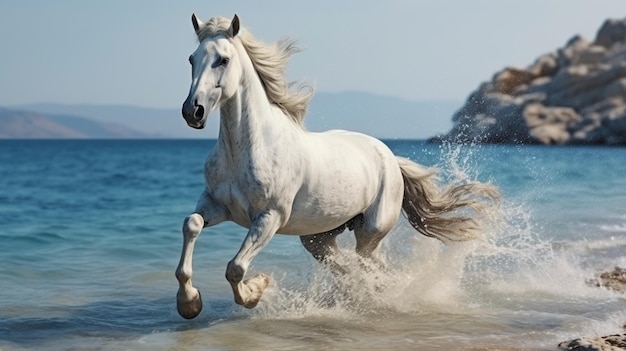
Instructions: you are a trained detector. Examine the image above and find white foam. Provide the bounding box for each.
[250,143,625,348]
[600,223,626,233]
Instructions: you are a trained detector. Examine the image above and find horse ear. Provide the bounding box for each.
[191,13,203,33]
[229,14,240,37]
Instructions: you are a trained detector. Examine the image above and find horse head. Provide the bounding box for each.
[182,14,242,129]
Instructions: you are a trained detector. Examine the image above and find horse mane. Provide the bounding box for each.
[196,17,313,126]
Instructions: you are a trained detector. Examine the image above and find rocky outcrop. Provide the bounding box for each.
[558,334,626,351]
[587,267,626,293]
[434,18,626,145]
[558,267,626,351]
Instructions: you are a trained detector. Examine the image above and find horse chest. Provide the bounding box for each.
[205,158,287,225]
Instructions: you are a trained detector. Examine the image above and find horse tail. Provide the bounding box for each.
[396,157,500,242]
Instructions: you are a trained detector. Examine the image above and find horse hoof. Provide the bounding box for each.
[177,289,203,319]
[254,273,271,288]
[240,274,270,309]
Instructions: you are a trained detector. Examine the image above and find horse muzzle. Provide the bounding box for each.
[182,97,208,129]
[182,88,223,129]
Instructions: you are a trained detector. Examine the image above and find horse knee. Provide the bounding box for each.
[183,213,204,238]
[225,260,246,284]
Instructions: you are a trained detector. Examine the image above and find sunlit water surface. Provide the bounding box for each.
[0,140,624,350]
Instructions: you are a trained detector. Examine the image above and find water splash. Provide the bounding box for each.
[250,144,494,313]
[250,143,625,349]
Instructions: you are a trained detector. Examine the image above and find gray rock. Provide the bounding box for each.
[556,269,626,351]
[435,17,626,145]
[524,104,581,144]
[528,53,559,77]
[587,267,626,293]
[558,334,626,351]
[595,19,626,49]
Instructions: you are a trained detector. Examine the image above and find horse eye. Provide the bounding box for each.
[211,56,230,68]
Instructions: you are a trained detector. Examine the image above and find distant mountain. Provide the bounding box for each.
[12,92,460,139]
[10,103,199,139]
[0,107,152,139]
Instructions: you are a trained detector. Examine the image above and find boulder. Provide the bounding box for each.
[595,19,626,49]
[493,67,538,95]
[587,267,626,293]
[434,17,626,145]
[557,268,626,351]
[524,104,581,144]
[558,334,626,351]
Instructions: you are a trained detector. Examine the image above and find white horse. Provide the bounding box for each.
[175,14,499,319]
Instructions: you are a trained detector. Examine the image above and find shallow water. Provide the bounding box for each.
[0,140,624,350]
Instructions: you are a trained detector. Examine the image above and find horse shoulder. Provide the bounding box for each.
[202,139,303,227]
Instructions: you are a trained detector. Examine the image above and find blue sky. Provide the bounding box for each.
[1,1,624,108]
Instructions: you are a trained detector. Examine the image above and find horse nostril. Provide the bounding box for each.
[194,105,205,120]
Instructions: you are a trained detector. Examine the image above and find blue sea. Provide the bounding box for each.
[0,139,625,350]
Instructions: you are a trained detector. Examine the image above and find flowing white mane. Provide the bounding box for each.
[196,16,313,126]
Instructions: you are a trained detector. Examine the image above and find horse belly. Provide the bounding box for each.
[277,207,357,235]
[278,161,380,235]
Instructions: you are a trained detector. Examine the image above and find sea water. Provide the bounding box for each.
[0,139,624,350]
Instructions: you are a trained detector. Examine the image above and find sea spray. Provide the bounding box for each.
[254,142,511,317]
[254,142,624,346]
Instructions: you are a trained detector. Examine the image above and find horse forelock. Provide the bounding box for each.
[196,17,233,41]
[195,16,313,126]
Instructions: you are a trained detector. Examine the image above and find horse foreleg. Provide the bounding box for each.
[175,190,227,319]
[175,213,204,319]
[225,210,280,308]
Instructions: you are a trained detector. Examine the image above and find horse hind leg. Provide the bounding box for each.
[300,213,394,272]
[300,224,348,275]
[300,225,356,306]
[354,222,390,270]
[354,198,402,271]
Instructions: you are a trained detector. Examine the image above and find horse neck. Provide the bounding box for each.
[217,59,291,161]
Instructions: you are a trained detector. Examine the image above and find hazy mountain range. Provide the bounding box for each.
[2,92,459,139]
